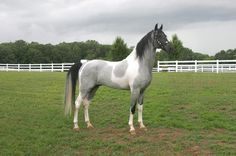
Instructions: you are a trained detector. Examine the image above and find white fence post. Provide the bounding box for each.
[51,63,54,72]
[175,60,178,72]
[6,64,8,72]
[157,61,160,72]
[61,63,64,72]
[18,64,20,72]
[40,64,42,72]
[216,60,219,74]
[29,64,31,72]
[195,60,197,72]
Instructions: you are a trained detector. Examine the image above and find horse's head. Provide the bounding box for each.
[152,24,172,53]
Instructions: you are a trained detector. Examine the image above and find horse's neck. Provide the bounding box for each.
[125,46,156,73]
[125,49,136,61]
[142,47,156,73]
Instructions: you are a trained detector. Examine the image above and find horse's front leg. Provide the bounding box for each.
[129,88,140,135]
[138,93,147,131]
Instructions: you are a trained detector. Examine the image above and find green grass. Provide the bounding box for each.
[1,72,236,155]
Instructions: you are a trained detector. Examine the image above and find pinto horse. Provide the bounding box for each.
[65,24,172,134]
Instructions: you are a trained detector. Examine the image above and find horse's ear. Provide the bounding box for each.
[155,24,158,31]
[160,24,163,30]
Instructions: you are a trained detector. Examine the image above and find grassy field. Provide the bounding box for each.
[0,72,236,155]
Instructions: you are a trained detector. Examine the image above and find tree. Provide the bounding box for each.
[169,34,184,60]
[110,37,130,61]
[0,44,16,63]
[157,34,211,61]
[215,49,236,60]
[14,40,28,63]
[156,50,169,61]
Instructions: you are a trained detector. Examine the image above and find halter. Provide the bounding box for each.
[153,31,161,49]
[153,30,167,49]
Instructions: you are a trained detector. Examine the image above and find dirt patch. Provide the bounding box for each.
[74,127,236,155]
[186,145,213,156]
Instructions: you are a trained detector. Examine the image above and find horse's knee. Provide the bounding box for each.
[138,104,143,111]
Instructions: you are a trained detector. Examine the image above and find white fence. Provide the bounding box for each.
[0,62,158,73]
[0,63,74,72]
[157,60,236,73]
[1,60,236,73]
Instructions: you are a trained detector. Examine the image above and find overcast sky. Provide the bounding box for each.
[0,0,236,55]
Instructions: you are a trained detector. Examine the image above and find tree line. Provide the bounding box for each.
[0,37,130,64]
[157,34,236,61]
[0,35,235,64]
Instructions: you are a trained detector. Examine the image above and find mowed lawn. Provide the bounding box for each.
[0,72,236,155]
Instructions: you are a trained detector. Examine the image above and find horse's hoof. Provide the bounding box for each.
[140,126,148,131]
[130,130,136,135]
[87,124,94,129]
[73,127,80,132]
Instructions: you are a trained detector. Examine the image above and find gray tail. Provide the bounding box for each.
[64,62,83,116]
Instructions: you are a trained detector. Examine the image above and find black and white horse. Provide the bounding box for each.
[65,24,172,134]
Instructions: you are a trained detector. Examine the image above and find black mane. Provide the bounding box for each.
[136,31,153,59]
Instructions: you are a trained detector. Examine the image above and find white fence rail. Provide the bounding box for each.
[157,60,236,73]
[1,60,236,73]
[0,63,74,72]
[0,62,158,73]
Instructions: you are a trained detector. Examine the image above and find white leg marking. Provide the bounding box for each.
[83,98,94,128]
[138,104,143,123]
[83,98,90,122]
[138,104,147,130]
[128,112,135,134]
[73,94,82,130]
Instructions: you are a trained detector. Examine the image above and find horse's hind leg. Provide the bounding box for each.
[73,93,82,131]
[83,86,99,129]
[83,98,93,129]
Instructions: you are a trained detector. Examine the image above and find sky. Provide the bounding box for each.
[0,0,236,55]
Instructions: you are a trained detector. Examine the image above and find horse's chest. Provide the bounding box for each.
[132,71,152,89]
[141,76,152,86]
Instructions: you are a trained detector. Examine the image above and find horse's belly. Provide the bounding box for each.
[97,69,130,90]
[109,76,130,90]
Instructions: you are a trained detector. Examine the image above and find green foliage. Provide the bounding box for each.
[157,34,213,61]
[0,40,112,63]
[1,72,236,155]
[169,34,184,60]
[0,35,235,63]
[0,43,17,63]
[110,37,130,61]
[215,49,236,60]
